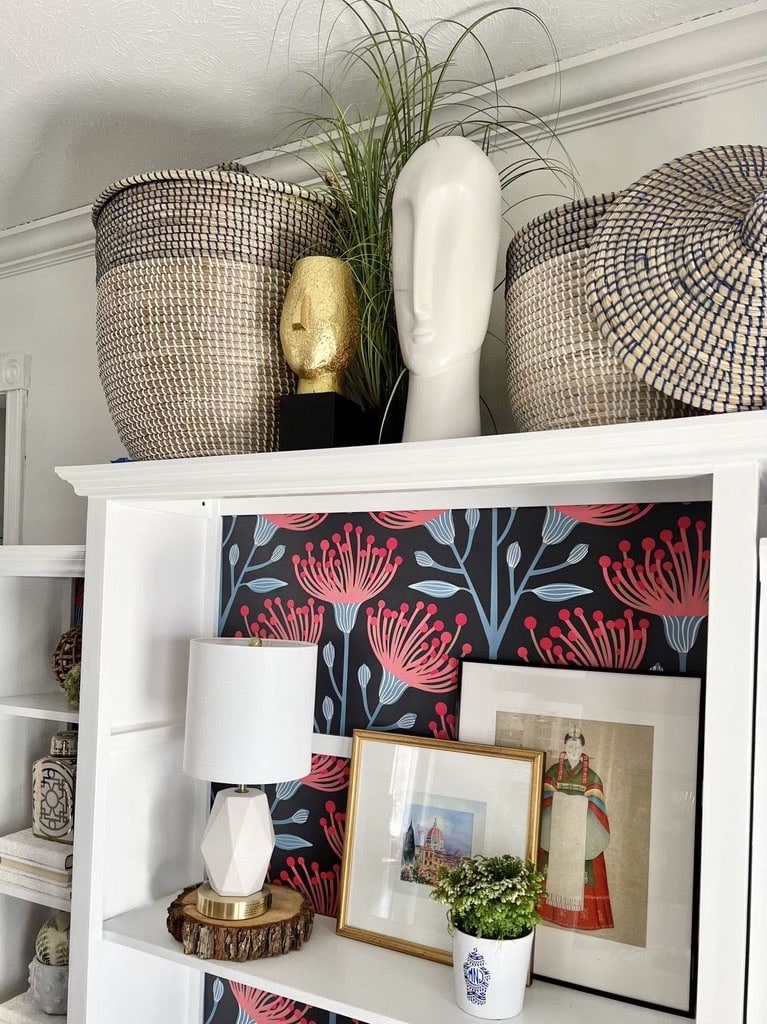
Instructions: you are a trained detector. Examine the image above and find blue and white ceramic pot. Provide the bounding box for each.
[452,928,534,1019]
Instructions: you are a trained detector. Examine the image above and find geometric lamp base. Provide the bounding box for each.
[199,786,275,916]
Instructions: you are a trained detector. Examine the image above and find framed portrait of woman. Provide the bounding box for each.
[458,660,703,1017]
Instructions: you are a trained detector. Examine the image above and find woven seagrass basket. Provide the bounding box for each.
[504,193,693,432]
[92,165,340,459]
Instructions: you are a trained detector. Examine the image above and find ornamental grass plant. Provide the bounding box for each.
[281,0,576,427]
[431,854,544,941]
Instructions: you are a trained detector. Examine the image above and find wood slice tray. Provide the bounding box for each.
[167,883,314,961]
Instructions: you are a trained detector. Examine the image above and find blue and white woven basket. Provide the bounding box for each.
[505,193,691,432]
[586,144,767,413]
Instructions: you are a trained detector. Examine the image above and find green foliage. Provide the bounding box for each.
[62,663,80,709]
[35,913,70,966]
[288,0,576,418]
[430,854,544,940]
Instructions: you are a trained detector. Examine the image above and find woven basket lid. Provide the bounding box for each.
[585,144,767,412]
[91,162,339,226]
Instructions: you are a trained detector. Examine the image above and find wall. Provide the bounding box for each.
[205,501,711,1021]
[0,6,764,543]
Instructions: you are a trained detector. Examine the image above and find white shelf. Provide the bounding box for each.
[0,546,85,578]
[103,901,684,1024]
[0,691,77,724]
[0,876,70,912]
[0,991,64,1024]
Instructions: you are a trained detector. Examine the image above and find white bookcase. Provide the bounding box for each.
[56,411,767,1024]
[0,546,85,1007]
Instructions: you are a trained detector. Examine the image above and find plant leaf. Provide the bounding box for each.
[531,584,593,602]
[414,550,434,567]
[274,834,313,851]
[566,543,588,565]
[409,580,462,598]
[228,544,239,567]
[245,578,287,593]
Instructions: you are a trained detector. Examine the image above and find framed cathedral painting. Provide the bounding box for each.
[336,730,543,964]
[458,660,703,1016]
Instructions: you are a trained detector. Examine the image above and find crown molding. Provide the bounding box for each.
[0,2,764,282]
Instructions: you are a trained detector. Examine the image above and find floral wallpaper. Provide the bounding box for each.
[204,502,710,1023]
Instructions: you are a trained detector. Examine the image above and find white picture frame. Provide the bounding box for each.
[458,660,702,1016]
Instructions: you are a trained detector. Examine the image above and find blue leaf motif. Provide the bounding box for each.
[322,696,334,722]
[245,578,287,593]
[212,978,224,1003]
[465,508,480,531]
[274,778,302,802]
[566,543,589,565]
[415,550,434,568]
[323,642,335,668]
[252,517,279,547]
[358,663,371,687]
[506,541,521,569]
[409,581,463,598]
[425,510,455,545]
[274,834,313,851]
[291,809,310,824]
[228,543,240,567]
[531,583,593,602]
[396,713,417,729]
[270,544,286,563]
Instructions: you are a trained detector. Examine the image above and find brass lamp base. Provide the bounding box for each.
[195,882,272,921]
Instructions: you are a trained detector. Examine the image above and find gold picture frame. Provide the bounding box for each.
[336,729,543,964]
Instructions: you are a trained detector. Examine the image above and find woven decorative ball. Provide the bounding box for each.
[505,193,693,432]
[586,144,767,412]
[52,626,82,685]
[92,164,340,459]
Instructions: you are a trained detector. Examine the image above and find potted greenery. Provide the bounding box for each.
[431,854,544,1019]
[291,0,573,438]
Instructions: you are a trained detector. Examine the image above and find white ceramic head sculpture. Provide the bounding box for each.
[392,136,501,442]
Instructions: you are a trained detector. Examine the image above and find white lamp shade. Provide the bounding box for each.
[183,638,317,784]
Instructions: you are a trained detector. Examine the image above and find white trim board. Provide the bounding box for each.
[0,351,30,545]
[0,2,763,282]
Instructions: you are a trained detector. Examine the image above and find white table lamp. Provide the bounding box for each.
[183,637,317,920]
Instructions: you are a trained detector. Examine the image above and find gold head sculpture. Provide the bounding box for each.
[280,256,361,395]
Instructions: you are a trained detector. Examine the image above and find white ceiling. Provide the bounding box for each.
[0,0,755,231]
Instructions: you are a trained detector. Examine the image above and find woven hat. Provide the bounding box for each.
[586,145,767,412]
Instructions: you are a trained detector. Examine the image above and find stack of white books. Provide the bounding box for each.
[0,828,72,899]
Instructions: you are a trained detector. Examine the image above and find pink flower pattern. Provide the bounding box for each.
[240,597,326,643]
[428,700,457,740]
[293,524,401,606]
[553,504,654,527]
[599,515,710,669]
[518,608,649,670]
[229,983,307,1023]
[366,601,469,694]
[212,502,710,1024]
[368,510,445,529]
[264,513,329,531]
[362,600,471,728]
[319,800,346,860]
[301,755,350,792]
[274,856,341,918]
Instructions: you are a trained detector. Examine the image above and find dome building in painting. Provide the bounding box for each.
[400,817,465,885]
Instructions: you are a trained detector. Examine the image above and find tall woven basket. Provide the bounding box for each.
[92,165,340,459]
[505,194,692,432]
